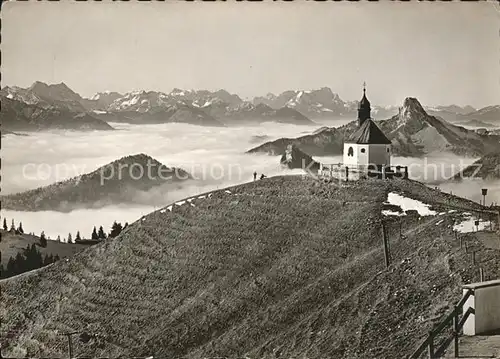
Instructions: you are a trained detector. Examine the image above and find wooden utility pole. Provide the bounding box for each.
[382,222,390,268]
[59,332,78,359]
[427,330,435,359]
[480,267,484,282]
[399,219,403,240]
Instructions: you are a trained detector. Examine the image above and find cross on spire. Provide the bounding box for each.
[363,81,366,93]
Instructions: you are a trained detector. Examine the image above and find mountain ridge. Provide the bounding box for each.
[1,154,192,212]
[248,97,500,158]
[4,82,496,128]
[0,96,114,132]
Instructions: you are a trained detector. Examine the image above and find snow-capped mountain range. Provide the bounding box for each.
[3,81,495,129]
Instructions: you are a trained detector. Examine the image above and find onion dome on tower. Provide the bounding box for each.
[358,82,371,127]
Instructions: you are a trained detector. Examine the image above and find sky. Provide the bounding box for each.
[2,1,499,107]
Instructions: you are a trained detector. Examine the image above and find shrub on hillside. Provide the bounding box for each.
[1,244,60,279]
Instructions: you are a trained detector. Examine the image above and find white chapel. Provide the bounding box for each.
[343,84,392,169]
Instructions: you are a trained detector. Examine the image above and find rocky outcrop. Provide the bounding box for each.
[280,144,320,171]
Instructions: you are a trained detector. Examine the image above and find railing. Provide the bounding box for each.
[318,163,409,181]
[409,288,475,359]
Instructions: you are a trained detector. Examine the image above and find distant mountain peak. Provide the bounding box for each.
[29,80,46,88]
[103,153,167,171]
[399,97,428,119]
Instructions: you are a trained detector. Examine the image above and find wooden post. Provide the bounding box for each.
[345,166,349,182]
[460,236,463,249]
[428,330,434,359]
[453,306,459,358]
[480,267,484,282]
[382,222,390,268]
[399,219,402,240]
[65,333,74,359]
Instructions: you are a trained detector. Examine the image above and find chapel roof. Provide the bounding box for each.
[345,119,391,145]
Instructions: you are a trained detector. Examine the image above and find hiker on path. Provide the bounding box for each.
[253,171,257,181]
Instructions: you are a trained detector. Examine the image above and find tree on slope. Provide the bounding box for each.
[3,218,7,231]
[10,219,15,232]
[39,231,47,247]
[67,233,73,244]
[75,231,82,241]
[25,243,43,270]
[98,226,106,240]
[91,226,98,240]
[17,222,24,234]
[108,221,123,238]
[1,245,61,279]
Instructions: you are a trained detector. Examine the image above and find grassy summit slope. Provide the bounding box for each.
[1,176,499,358]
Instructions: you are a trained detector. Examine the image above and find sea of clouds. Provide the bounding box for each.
[1,122,309,238]
[1,120,497,239]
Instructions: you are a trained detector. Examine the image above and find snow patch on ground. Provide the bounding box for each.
[175,200,186,206]
[385,192,437,216]
[382,210,404,217]
[453,215,491,233]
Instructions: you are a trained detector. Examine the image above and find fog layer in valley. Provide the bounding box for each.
[2,121,494,239]
[2,122,310,239]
